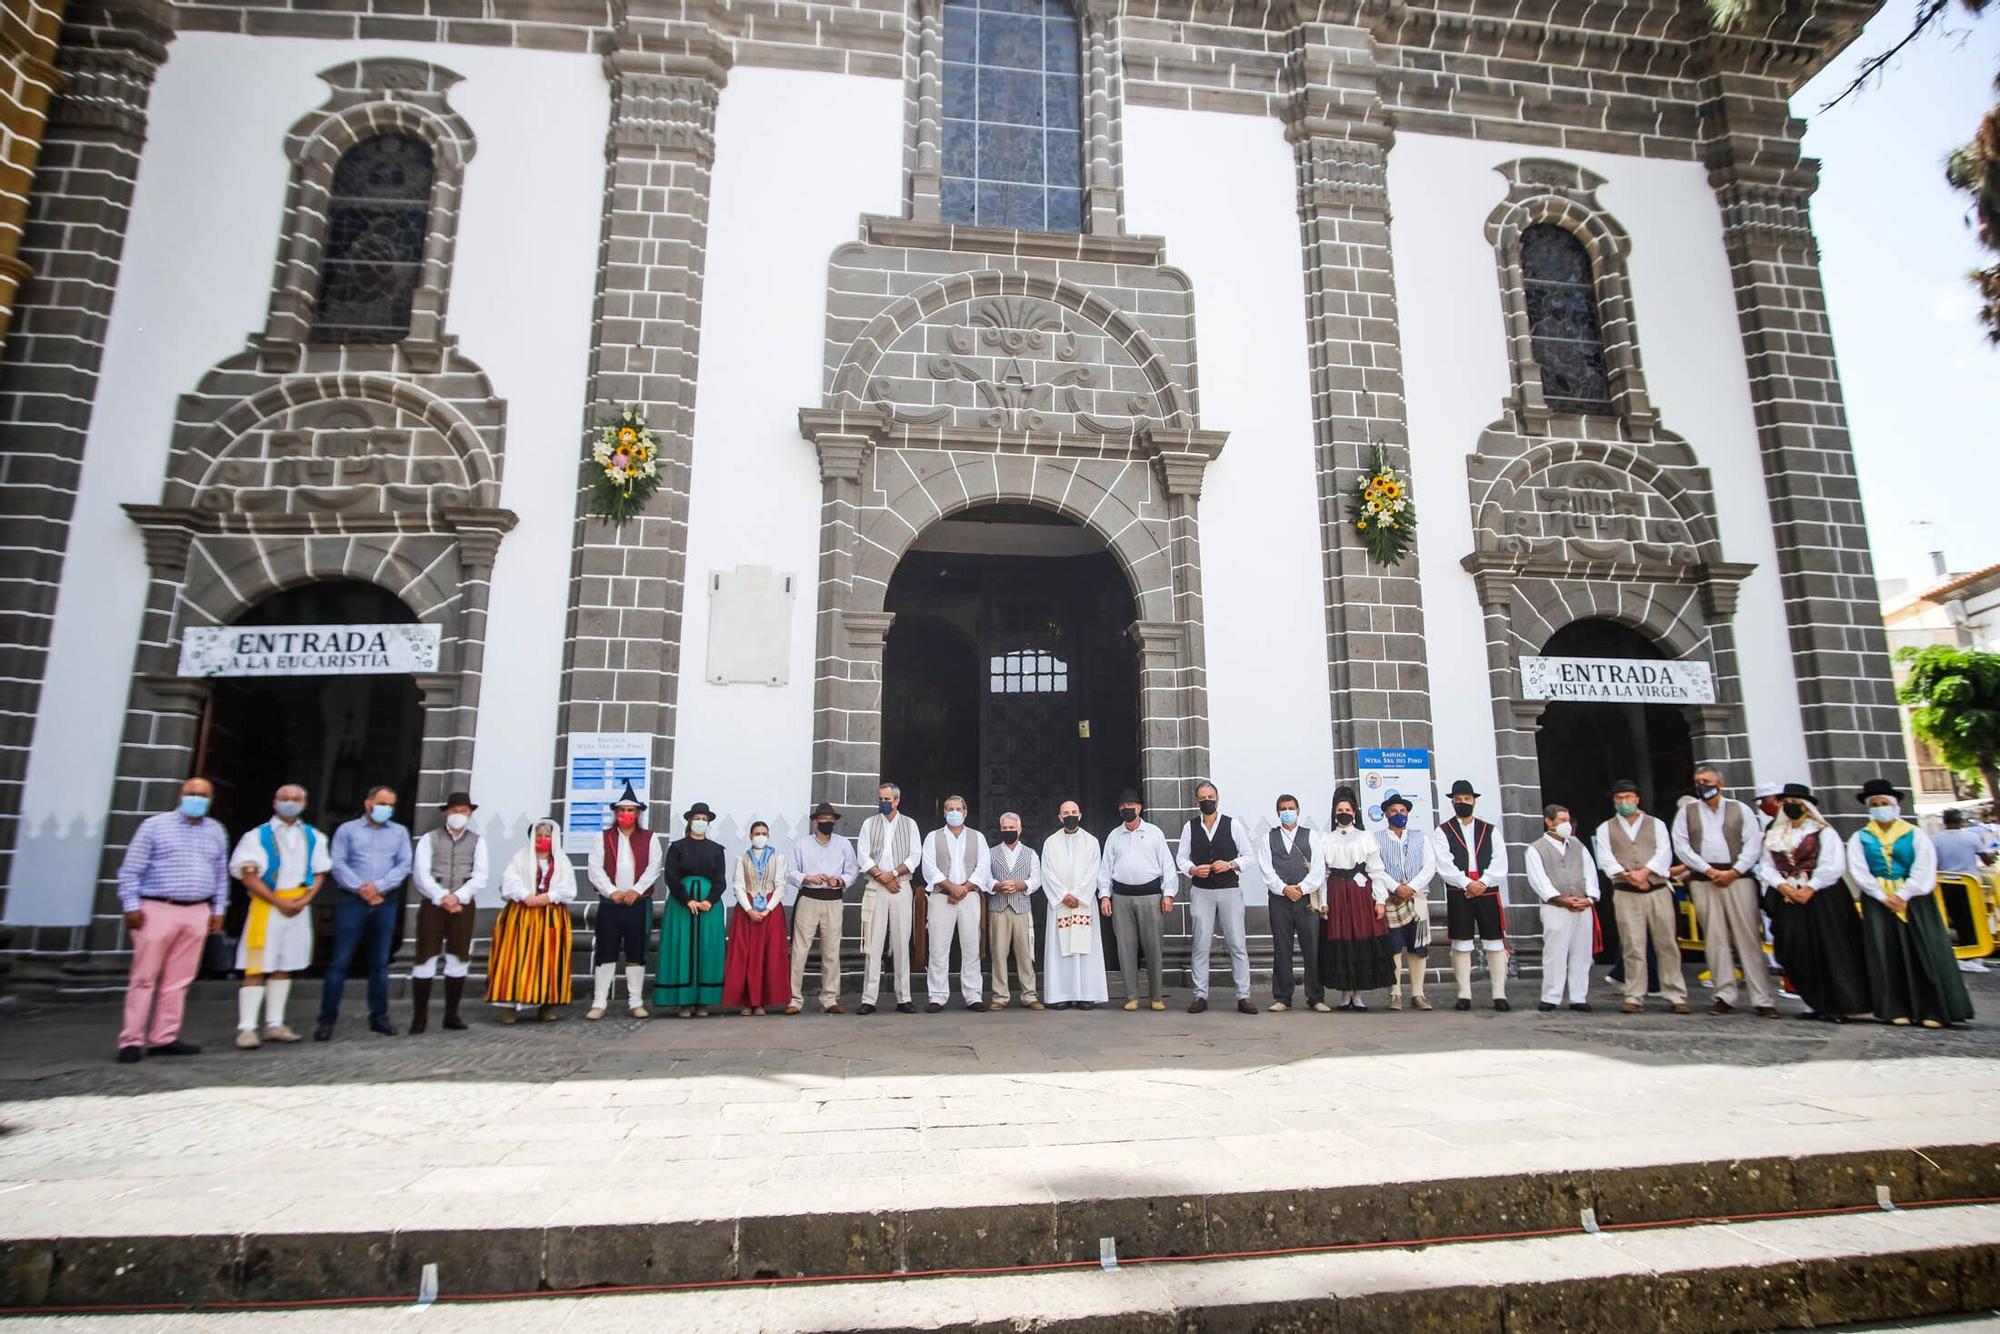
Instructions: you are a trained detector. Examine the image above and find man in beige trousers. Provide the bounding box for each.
[1592,778,1690,1015]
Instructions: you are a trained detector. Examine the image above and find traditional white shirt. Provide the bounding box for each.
[230,819,332,891]
[500,849,578,904]
[1372,827,1435,891]
[1670,798,1763,876]
[413,828,490,906]
[1255,825,1324,895]
[1754,820,1848,892]
[1522,834,1601,902]
[1592,813,1673,881]
[1847,823,1940,902]
[587,828,665,897]
[1175,813,1247,887]
[1096,820,1178,900]
[1429,817,1511,893]
[922,826,992,892]
[1040,827,1102,906]
[728,848,792,909]
[1316,825,1389,909]
[988,838,1042,911]
[858,811,922,885]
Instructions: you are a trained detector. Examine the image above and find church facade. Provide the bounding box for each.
[0,0,1907,971]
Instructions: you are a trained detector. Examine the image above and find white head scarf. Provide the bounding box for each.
[505,816,576,896]
[1764,796,1827,855]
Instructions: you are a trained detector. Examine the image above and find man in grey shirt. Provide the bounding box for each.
[1934,809,1995,877]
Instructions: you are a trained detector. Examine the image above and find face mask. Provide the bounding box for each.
[1870,802,1900,824]
[1452,802,1476,820]
[1696,784,1720,800]
[1000,829,1019,845]
[1333,810,1355,827]
[179,795,211,819]
[692,819,710,836]
[534,836,553,854]
[446,812,470,833]
[1554,821,1573,840]
[1118,806,1139,824]
[615,810,638,829]
[751,834,769,850]
[274,799,303,820]
[945,810,965,828]
[814,819,834,835]
[1782,802,1805,820]
[1278,809,1299,827]
[370,804,394,824]
[1614,800,1638,818]
[879,800,895,815]
[1061,814,1081,831]
[1198,798,1217,816]
[1387,812,1409,829]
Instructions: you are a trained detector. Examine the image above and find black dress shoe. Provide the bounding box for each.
[1454,998,1472,1012]
[313,1022,334,1042]
[926,1002,944,1014]
[965,1000,987,1012]
[1237,999,1258,1014]
[368,1016,398,1036]
[442,1015,468,1031]
[1187,997,1209,1015]
[1538,1001,1558,1012]
[147,1040,201,1056]
[1570,1003,1593,1013]
[858,1003,876,1015]
[115,1046,142,1064]
[1493,998,1511,1013]
[896,1002,916,1014]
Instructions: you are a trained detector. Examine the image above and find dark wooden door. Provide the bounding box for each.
[977,582,1079,849]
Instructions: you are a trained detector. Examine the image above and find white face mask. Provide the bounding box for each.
[1870,802,1900,824]
[751,834,769,850]
[690,819,709,836]
[445,812,470,833]
[1554,821,1573,840]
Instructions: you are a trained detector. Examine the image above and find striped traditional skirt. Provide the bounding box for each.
[485,902,574,1006]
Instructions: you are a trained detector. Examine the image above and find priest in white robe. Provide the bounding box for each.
[1039,798,1108,1008]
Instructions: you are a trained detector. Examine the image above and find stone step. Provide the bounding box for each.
[10,1203,2000,1331]
[7,1142,2000,1312]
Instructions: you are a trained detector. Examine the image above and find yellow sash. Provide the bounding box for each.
[1868,818,1917,921]
[244,887,310,969]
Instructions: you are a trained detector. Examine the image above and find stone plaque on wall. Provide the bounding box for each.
[705,565,795,686]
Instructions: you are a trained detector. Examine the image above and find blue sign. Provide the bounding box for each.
[1358,748,1430,769]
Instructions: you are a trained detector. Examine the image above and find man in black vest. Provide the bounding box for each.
[1429,779,1513,1012]
[1255,793,1328,1012]
[1177,781,1254,1014]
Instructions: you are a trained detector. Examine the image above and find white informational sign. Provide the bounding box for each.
[1358,748,1434,835]
[1520,655,1715,704]
[705,565,795,686]
[178,623,440,677]
[564,732,652,854]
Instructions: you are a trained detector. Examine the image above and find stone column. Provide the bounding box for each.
[551,21,729,816]
[1700,76,1906,817]
[0,0,66,352]
[1284,26,1432,791]
[0,0,171,917]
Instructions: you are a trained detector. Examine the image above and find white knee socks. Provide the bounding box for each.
[625,965,646,1011]
[1486,948,1508,1001]
[1453,952,1474,999]
[592,963,615,1009]
[264,977,291,1028]
[1404,954,1427,998]
[237,985,264,1033]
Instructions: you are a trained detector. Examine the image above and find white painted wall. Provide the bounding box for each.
[666,67,903,832]
[1389,131,1812,804]
[1123,105,1338,843]
[6,36,605,925]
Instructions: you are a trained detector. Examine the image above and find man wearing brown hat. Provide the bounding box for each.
[787,801,858,1014]
[410,790,488,1033]
[1592,778,1689,1014]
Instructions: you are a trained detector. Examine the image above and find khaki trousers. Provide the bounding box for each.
[859,881,913,1005]
[988,907,1038,1005]
[1612,888,1687,1006]
[789,895,843,1009]
[1691,877,1776,1008]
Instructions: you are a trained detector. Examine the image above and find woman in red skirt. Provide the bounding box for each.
[1317,786,1394,1008]
[724,820,792,1015]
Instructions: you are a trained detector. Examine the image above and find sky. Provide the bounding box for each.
[1796,3,2000,593]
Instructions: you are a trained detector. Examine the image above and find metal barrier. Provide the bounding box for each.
[1935,872,1997,961]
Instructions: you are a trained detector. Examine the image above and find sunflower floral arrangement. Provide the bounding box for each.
[1347,443,1417,568]
[589,404,660,527]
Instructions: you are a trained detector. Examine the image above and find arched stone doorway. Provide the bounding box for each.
[1534,618,1696,835]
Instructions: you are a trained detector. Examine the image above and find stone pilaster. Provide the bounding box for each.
[1284,24,1432,791]
[1699,74,1906,820]
[551,17,728,816]
[800,408,889,820]
[0,0,171,916]
[0,0,66,353]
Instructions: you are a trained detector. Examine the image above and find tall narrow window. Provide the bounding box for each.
[941,0,1084,233]
[313,133,434,342]
[1520,223,1611,414]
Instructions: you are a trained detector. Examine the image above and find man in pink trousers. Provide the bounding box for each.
[115,777,230,1063]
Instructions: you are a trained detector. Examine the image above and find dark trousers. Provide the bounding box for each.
[319,894,398,1023]
[1269,892,1323,1005]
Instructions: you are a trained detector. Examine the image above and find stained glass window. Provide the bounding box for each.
[313,134,434,343]
[1521,223,1612,414]
[990,650,1069,693]
[941,0,1084,233]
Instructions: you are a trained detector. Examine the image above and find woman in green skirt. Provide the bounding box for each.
[1847,779,1973,1029]
[656,801,728,1016]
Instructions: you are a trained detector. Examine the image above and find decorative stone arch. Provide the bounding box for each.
[1485,158,1657,440]
[260,59,479,364]
[1470,434,1721,566]
[800,409,1223,830]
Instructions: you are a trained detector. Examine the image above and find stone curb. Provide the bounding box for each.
[3,1142,1996,1309]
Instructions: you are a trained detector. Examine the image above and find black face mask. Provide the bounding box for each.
[1782,802,1805,820]
[999,829,1019,844]
[1119,806,1139,824]
[1061,814,1081,831]
[815,820,835,835]
[1452,802,1476,820]
[1333,810,1355,827]
[1695,784,1720,800]
[1198,798,1217,815]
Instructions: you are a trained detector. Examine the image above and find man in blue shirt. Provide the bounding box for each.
[316,784,413,1041]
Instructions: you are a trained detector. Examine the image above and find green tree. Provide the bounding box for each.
[1896,644,2000,798]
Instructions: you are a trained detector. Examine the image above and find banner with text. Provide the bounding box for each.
[179,623,440,677]
[564,732,652,854]
[1359,748,1435,835]
[1520,655,1715,704]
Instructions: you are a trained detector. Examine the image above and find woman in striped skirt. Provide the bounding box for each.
[487,816,577,1021]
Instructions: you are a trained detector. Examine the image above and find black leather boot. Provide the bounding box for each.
[410,977,432,1034]
[443,977,468,1030]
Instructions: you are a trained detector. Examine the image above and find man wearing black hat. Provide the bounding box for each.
[1374,790,1435,1011]
[1096,787,1177,1010]
[585,783,663,1020]
[1592,779,1688,1014]
[1429,780,1512,1012]
[787,801,859,1015]
[1671,765,1777,1018]
[409,791,489,1033]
